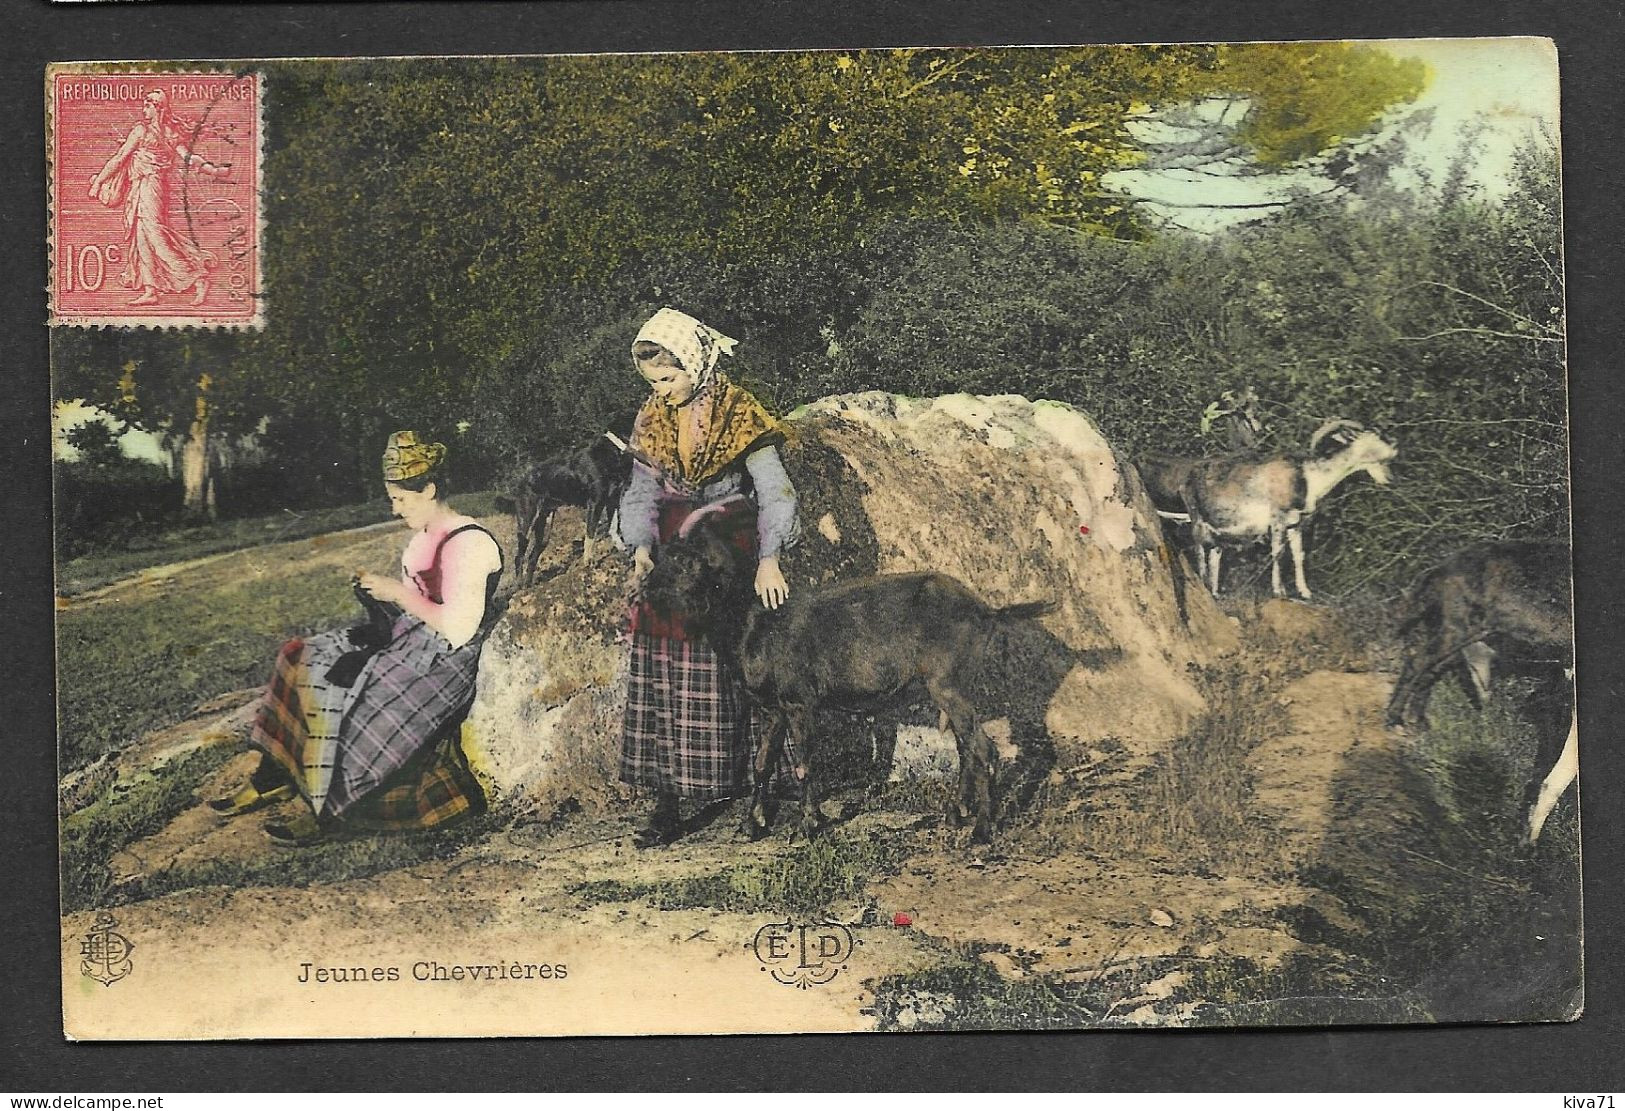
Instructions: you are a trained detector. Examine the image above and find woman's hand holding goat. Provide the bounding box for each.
[630,546,655,586]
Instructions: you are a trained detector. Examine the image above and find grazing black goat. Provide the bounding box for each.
[502,434,633,584]
[643,511,1052,843]
[1383,539,1575,842]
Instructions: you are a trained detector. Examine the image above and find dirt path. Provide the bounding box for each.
[59,512,1442,1034]
[65,657,1407,1035]
[67,797,945,1037]
[63,520,407,609]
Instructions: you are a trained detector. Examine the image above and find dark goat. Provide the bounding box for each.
[503,434,632,584]
[643,512,1052,843]
[1383,540,1575,842]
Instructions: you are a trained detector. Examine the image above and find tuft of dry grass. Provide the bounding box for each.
[1077,666,1286,872]
[571,831,904,916]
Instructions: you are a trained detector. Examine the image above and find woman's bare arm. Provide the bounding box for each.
[359,530,500,648]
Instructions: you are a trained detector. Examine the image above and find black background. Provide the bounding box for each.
[3,0,1621,1091]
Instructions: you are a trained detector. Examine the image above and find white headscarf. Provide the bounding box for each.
[633,307,739,389]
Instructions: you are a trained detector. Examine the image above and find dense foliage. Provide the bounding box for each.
[52,47,1567,593]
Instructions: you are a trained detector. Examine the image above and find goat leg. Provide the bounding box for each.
[784,706,821,842]
[1384,656,1424,729]
[534,505,557,582]
[519,504,545,585]
[931,677,995,843]
[867,719,898,793]
[1269,524,1286,598]
[1387,627,1493,731]
[1526,713,1578,843]
[512,512,532,586]
[1287,526,1311,600]
[742,712,787,840]
[1460,641,1496,706]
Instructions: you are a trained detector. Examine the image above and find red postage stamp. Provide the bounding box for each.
[48,68,263,329]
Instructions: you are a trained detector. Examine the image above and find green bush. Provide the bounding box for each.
[55,459,181,560]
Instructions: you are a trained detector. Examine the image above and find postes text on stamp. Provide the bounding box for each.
[49,69,263,329]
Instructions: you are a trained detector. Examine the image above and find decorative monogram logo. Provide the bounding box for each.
[80,911,135,987]
[752,920,856,989]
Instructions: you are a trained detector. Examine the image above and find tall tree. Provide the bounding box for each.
[56,44,1428,508]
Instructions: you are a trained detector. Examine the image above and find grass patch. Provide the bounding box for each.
[1180,951,1431,1027]
[869,947,1430,1031]
[57,491,504,595]
[1080,665,1285,871]
[57,501,393,595]
[870,949,1200,1031]
[119,809,505,907]
[1299,680,1582,1022]
[61,746,236,912]
[56,492,509,771]
[869,957,1105,1030]
[572,832,904,916]
[56,566,378,771]
[61,736,505,914]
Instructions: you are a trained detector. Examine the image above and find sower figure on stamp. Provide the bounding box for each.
[86,89,226,306]
[211,431,504,846]
[619,308,801,847]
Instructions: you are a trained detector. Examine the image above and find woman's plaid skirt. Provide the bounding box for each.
[249,617,486,828]
[620,633,804,801]
[620,496,801,801]
[620,632,758,800]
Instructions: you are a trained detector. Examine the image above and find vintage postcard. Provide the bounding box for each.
[50,39,1578,1039]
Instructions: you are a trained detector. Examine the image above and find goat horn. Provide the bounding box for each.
[676,494,752,540]
[1309,418,1365,451]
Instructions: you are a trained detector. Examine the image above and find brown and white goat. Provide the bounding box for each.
[1383,539,1575,842]
[1144,419,1397,599]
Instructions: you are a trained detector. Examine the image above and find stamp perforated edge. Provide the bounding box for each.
[46,61,267,331]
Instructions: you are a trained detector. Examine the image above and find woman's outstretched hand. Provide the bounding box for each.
[755,556,789,610]
[628,547,655,594]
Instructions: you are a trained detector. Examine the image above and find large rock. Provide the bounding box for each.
[464,392,1237,814]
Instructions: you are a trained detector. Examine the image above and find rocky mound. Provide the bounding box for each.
[465,392,1238,813]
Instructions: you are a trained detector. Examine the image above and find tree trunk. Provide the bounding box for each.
[179,374,217,521]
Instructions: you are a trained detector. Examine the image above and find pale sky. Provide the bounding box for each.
[1111,36,1560,231]
[53,398,168,464]
[1381,36,1559,189]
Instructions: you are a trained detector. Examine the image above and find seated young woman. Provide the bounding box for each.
[211,430,504,846]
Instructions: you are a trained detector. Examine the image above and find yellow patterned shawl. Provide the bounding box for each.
[629,372,782,489]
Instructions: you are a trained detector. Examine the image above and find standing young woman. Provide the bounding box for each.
[619,308,800,846]
[212,431,503,845]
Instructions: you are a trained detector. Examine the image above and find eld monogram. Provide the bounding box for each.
[752,920,856,989]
